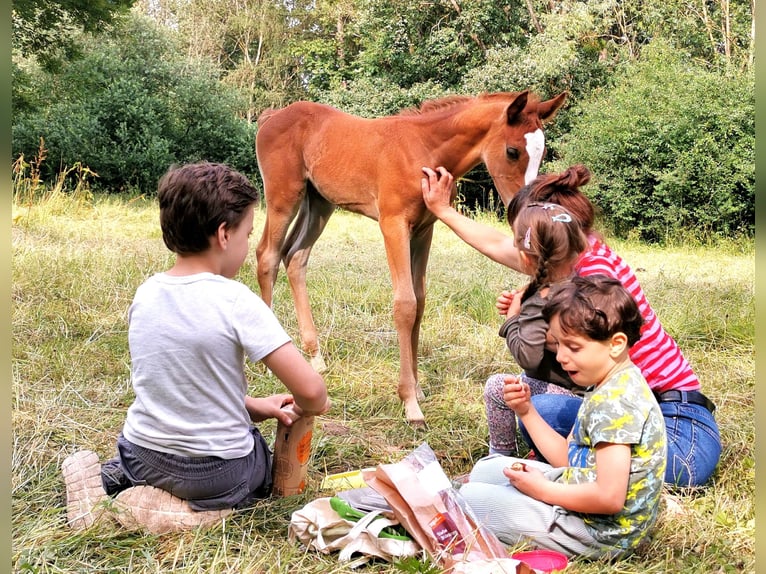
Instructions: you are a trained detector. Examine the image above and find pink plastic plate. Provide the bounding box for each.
[512,549,569,572]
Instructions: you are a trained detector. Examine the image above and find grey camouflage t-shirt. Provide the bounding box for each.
[557,363,667,551]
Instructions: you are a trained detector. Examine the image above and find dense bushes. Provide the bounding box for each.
[556,41,754,241]
[12,14,257,193]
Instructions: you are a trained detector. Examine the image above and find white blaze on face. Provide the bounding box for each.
[523,128,545,185]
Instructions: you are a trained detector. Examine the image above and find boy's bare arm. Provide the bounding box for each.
[421,167,523,271]
[516,407,570,467]
[261,342,331,416]
[504,377,569,466]
[509,443,631,514]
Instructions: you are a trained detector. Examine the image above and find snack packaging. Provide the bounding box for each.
[364,443,529,572]
[272,413,315,496]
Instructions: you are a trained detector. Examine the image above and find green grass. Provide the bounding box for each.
[12,190,754,573]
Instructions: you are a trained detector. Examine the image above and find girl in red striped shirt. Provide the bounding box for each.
[421,165,720,487]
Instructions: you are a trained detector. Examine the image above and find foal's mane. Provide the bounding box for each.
[397,91,530,116]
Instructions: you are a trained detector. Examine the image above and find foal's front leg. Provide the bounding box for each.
[380,218,425,426]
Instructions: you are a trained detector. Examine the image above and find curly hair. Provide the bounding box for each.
[542,275,644,346]
[158,162,259,255]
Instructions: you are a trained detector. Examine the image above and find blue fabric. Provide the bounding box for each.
[518,393,721,487]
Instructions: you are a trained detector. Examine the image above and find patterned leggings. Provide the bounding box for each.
[484,373,577,456]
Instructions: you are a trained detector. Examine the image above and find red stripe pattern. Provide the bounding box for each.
[574,239,700,392]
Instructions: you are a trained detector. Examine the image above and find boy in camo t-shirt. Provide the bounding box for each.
[460,275,666,559]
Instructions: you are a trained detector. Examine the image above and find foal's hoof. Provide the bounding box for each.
[310,353,327,374]
[404,401,426,428]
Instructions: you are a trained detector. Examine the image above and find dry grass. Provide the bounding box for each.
[12,188,754,573]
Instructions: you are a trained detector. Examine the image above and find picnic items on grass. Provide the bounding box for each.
[335,486,393,513]
[320,468,375,491]
[511,549,569,573]
[289,496,421,567]
[363,443,522,570]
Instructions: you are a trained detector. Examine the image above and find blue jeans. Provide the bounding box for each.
[519,394,722,487]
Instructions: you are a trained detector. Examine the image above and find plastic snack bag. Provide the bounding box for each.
[364,443,527,572]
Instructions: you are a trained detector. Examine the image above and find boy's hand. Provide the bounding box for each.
[502,375,531,415]
[503,463,546,496]
[246,394,296,424]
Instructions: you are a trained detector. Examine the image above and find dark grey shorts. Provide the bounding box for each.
[101,428,273,511]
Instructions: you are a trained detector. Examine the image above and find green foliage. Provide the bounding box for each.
[461,2,615,100]
[12,13,257,194]
[138,0,309,115]
[315,77,446,117]
[350,0,528,88]
[605,0,754,70]
[13,140,96,212]
[12,0,134,71]
[556,40,754,242]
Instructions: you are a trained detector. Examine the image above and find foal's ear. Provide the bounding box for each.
[538,92,568,123]
[505,91,529,124]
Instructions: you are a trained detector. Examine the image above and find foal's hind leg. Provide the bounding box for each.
[410,224,435,404]
[256,200,300,309]
[282,189,336,373]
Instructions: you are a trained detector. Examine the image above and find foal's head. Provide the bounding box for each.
[481,91,567,207]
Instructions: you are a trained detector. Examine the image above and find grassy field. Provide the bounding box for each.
[12,191,754,573]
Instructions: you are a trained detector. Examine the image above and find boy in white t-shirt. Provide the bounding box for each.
[63,162,330,529]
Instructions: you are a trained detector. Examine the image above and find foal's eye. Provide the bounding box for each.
[506,146,520,160]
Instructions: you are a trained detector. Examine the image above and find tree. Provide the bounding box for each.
[348,0,530,89]
[133,0,311,118]
[595,0,753,70]
[12,13,258,192]
[13,0,134,71]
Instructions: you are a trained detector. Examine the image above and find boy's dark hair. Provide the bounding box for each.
[507,164,596,235]
[158,162,260,255]
[542,275,644,346]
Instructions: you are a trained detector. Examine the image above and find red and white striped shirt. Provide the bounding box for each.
[574,237,700,392]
